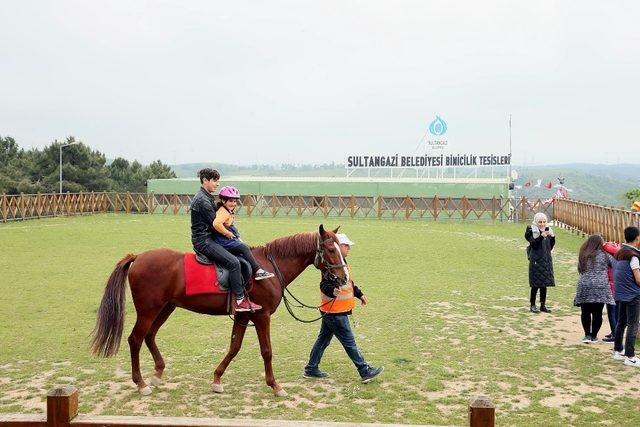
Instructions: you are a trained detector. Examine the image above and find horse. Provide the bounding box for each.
[90,224,348,397]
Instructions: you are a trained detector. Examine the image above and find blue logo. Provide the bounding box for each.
[428,116,447,136]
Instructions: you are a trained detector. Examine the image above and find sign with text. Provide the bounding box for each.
[347,153,511,168]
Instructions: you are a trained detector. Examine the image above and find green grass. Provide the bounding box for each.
[0,214,638,425]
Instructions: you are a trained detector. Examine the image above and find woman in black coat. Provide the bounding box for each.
[525,212,555,313]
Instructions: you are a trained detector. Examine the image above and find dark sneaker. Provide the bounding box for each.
[540,305,552,313]
[530,305,540,314]
[591,336,599,343]
[254,270,275,281]
[303,369,330,379]
[602,334,615,343]
[235,299,262,312]
[361,366,384,384]
[582,335,592,344]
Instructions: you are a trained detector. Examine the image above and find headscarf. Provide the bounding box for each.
[531,212,552,239]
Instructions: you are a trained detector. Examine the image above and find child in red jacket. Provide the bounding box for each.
[602,241,620,342]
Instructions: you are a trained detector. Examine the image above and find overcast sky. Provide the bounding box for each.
[1,1,638,166]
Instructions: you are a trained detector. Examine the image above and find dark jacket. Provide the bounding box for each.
[613,244,640,302]
[190,187,217,247]
[525,226,555,288]
[320,275,363,316]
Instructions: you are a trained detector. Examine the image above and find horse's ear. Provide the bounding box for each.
[319,224,326,236]
[332,226,340,233]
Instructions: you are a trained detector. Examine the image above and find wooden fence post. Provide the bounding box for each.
[19,192,25,220]
[433,195,439,221]
[350,195,356,219]
[126,192,131,214]
[462,196,469,220]
[47,385,78,427]
[1,192,7,222]
[35,192,41,219]
[297,195,302,217]
[521,197,527,224]
[469,395,495,427]
[148,192,155,214]
[271,194,278,218]
[172,194,178,215]
[322,195,328,218]
[377,195,383,218]
[405,196,411,219]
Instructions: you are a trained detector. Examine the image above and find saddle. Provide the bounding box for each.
[184,252,252,295]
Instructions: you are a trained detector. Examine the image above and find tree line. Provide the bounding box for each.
[0,136,176,195]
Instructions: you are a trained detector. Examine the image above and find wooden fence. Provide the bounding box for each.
[0,386,496,427]
[554,198,640,243]
[0,192,554,223]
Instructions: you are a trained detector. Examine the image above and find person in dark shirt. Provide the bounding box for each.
[612,226,640,366]
[190,168,261,312]
[303,233,383,383]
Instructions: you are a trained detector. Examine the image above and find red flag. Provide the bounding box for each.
[546,181,553,189]
[524,180,532,188]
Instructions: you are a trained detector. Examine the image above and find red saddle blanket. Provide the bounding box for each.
[184,253,227,296]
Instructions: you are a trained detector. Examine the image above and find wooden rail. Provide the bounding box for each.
[0,192,554,223]
[0,386,495,427]
[554,198,640,242]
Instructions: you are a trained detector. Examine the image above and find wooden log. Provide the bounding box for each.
[47,386,78,427]
[469,395,495,427]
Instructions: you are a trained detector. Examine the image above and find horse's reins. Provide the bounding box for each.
[267,234,346,323]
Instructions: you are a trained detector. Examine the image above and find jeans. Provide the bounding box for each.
[580,303,604,338]
[227,242,261,273]
[606,303,617,336]
[305,314,369,376]
[194,238,244,298]
[614,298,640,357]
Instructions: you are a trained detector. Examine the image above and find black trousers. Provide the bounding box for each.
[227,242,261,273]
[194,238,244,298]
[614,298,640,357]
[530,287,547,306]
[580,303,604,338]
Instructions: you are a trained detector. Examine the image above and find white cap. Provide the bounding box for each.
[336,233,355,246]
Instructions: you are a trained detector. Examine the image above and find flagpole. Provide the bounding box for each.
[508,114,512,182]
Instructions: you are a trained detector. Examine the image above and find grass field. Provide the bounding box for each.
[1,214,639,426]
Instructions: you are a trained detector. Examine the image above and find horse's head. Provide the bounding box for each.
[314,224,348,285]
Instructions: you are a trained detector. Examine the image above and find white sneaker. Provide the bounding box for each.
[613,351,626,361]
[624,356,640,367]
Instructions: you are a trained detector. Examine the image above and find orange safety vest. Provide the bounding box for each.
[320,265,355,314]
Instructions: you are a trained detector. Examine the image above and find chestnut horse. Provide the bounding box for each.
[91,225,347,397]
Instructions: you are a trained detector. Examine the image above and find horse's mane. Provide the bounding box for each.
[259,232,318,259]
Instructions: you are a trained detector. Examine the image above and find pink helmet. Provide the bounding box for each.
[218,186,241,199]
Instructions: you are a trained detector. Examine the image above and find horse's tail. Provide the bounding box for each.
[91,253,137,357]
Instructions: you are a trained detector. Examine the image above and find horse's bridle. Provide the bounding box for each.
[313,234,348,286]
[266,233,347,323]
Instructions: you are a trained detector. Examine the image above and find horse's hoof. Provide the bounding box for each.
[150,376,162,386]
[274,388,288,397]
[139,386,152,396]
[212,383,224,393]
